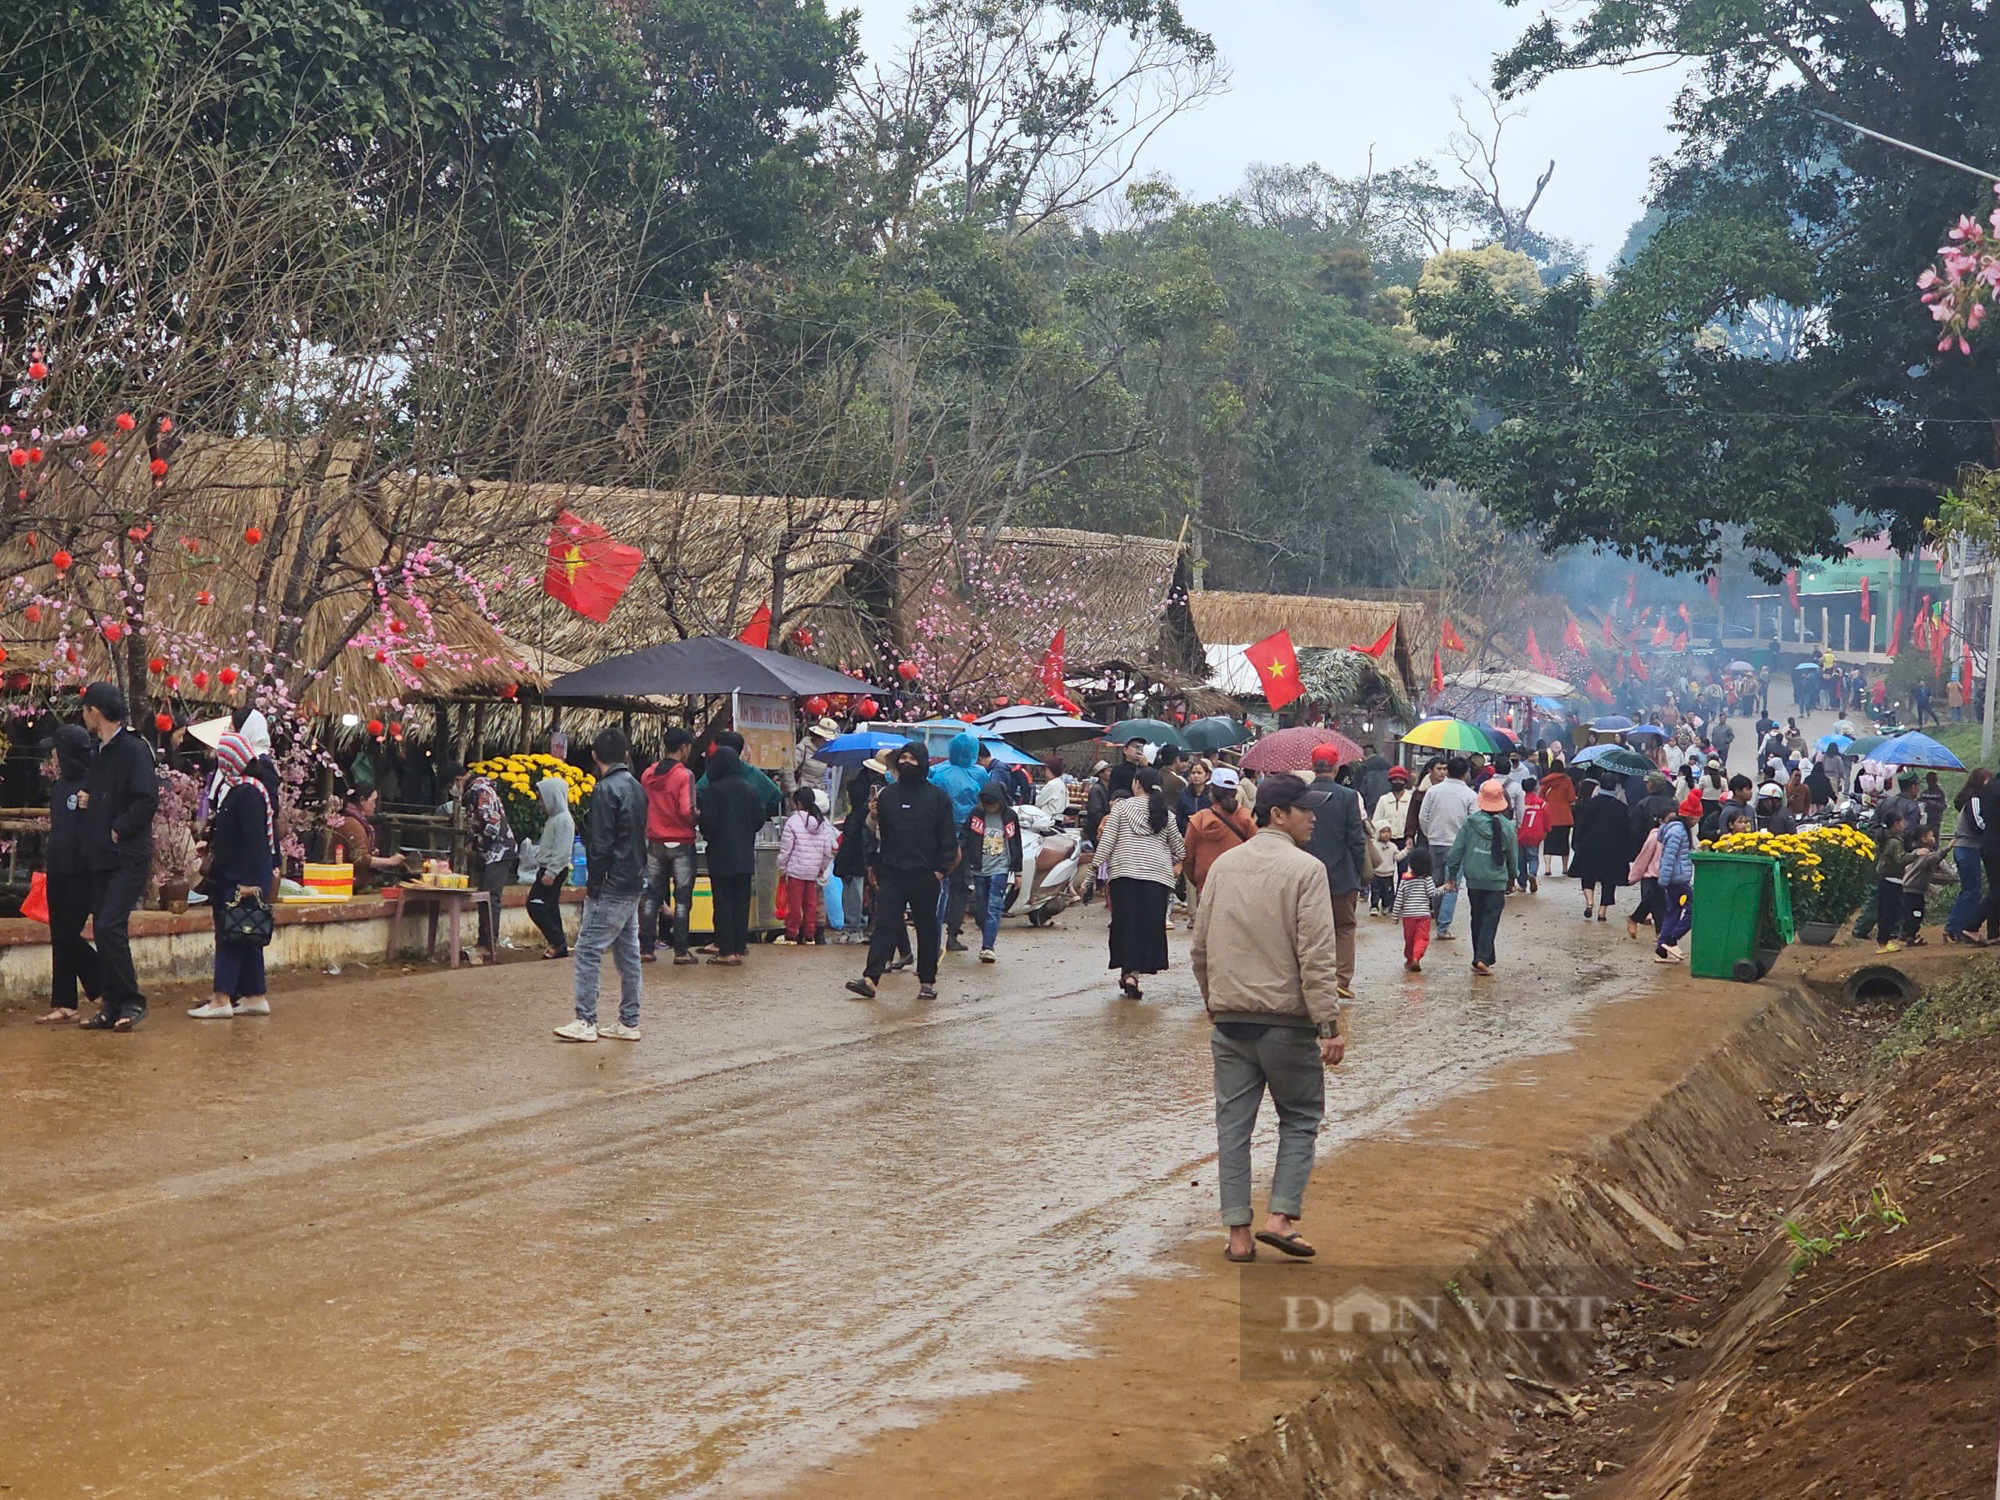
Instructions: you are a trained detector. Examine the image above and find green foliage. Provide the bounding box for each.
[1880,965,2000,1065]
[1780,1186,1907,1275]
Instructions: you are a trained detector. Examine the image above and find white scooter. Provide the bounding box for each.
[1009,802,1081,926]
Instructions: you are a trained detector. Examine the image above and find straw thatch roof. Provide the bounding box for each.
[0,438,557,717]
[1187,591,1422,696]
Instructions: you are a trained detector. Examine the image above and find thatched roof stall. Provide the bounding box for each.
[890,525,1201,703]
[468,483,898,670]
[1188,591,1423,699]
[0,438,552,719]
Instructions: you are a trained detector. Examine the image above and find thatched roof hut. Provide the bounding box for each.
[1187,591,1423,698]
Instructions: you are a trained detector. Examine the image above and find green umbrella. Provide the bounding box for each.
[1100,717,1188,749]
[1572,743,1658,778]
[1182,715,1252,753]
[1845,734,1889,757]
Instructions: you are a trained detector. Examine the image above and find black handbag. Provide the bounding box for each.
[219,893,275,947]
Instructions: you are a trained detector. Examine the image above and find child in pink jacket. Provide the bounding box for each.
[777,789,839,943]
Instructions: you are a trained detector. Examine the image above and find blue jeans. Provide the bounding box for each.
[974,873,1010,950]
[573,893,642,1027]
[1429,842,1458,932]
[1946,846,1984,937]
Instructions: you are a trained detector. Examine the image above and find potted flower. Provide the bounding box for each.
[152,767,203,912]
[1708,825,1875,944]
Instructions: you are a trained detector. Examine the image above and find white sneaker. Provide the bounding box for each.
[598,1021,642,1041]
[979,949,996,964]
[231,998,271,1016]
[187,1000,234,1019]
[553,1019,599,1043]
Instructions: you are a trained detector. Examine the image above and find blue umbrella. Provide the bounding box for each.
[1624,724,1667,738]
[1532,696,1569,716]
[1815,733,1853,752]
[980,738,1042,767]
[1869,731,1966,770]
[816,731,908,768]
[1590,715,1634,731]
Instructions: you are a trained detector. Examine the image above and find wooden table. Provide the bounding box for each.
[385,886,491,968]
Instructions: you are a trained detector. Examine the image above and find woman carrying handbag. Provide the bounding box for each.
[190,731,277,1019]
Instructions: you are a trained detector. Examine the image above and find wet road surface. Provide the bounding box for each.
[4,885,1671,1498]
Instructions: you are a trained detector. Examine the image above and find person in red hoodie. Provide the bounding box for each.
[640,727,700,964]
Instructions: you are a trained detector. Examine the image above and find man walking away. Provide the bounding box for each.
[640,728,699,965]
[849,740,958,1001]
[1185,767,1256,925]
[1652,792,1699,963]
[524,774,575,959]
[76,683,156,1031]
[1417,757,1477,940]
[36,725,101,1025]
[1305,745,1368,998]
[698,746,766,966]
[931,731,984,953]
[1443,779,1520,977]
[1191,773,1346,1262]
[554,729,648,1043]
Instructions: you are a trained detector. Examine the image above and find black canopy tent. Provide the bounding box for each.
[542,636,869,705]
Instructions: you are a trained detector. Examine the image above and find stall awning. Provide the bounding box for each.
[1443,668,1575,698]
[544,636,868,705]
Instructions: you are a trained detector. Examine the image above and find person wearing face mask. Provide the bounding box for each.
[847,741,958,1002]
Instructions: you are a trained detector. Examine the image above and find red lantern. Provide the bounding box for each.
[993,696,1010,708]
[500,683,517,700]
[804,694,829,717]
[148,458,168,478]
[388,618,406,635]
[114,412,136,432]
[49,551,70,572]
[409,653,427,670]
[158,417,173,433]
[27,361,46,380]
[855,697,878,720]
[196,590,213,606]
[192,670,210,690]
[374,649,388,663]
[87,439,107,458]
[6,671,28,692]
[26,447,42,464]
[896,660,919,681]
[790,627,816,649]
[154,713,173,733]
[147,657,166,675]
[218,666,238,687]
[959,712,977,723]
[165,674,179,690]
[389,721,404,739]
[243,526,262,545]
[6,451,24,471]
[367,719,384,737]
[0,647,9,665]
[101,622,123,643]
[24,604,40,624]
[829,694,850,714]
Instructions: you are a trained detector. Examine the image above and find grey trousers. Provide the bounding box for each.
[1211,1023,1326,1226]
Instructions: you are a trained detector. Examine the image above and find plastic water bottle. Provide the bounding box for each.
[572,836,588,887]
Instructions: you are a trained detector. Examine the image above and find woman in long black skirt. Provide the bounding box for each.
[1092,767,1184,998]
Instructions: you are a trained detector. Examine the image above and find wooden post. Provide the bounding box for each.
[470,701,488,765]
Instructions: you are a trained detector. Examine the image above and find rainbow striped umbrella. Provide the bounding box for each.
[1397,716,1498,754]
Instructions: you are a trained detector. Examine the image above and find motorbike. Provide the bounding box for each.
[1008,802,1082,926]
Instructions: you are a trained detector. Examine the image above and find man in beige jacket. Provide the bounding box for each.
[1192,772,1349,1262]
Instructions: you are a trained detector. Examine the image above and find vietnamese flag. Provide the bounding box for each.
[1613,655,1626,684]
[542,510,644,623]
[1525,627,1547,671]
[1706,572,1720,603]
[1441,618,1466,653]
[1785,569,1799,611]
[1353,621,1396,659]
[1913,609,1929,653]
[1967,643,1977,694]
[1630,651,1649,681]
[737,601,772,649]
[1585,669,1613,704]
[1602,615,1619,647]
[1888,609,1902,658]
[1247,629,1304,710]
[1650,619,1670,647]
[1563,617,1587,655]
[1430,650,1445,696]
[1677,602,1691,625]
[1672,630,1689,651]
[1039,627,1067,700]
[1859,575,1871,621]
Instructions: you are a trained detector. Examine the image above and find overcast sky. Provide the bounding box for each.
[850,0,1692,270]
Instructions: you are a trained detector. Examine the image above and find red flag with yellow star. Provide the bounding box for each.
[543,510,643,623]
[1431,650,1445,696]
[1246,629,1304,710]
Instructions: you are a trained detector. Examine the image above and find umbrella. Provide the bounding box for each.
[1238,725,1365,774]
[1815,733,1853,752]
[1794,661,1819,671]
[1869,731,1966,770]
[972,704,1107,750]
[1098,718,1187,749]
[1182,715,1254,753]
[1727,660,1754,671]
[1624,724,1668,739]
[1484,726,1519,749]
[545,635,867,703]
[1572,743,1657,778]
[902,718,1039,764]
[1845,733,1888,757]
[979,738,1042,767]
[1531,695,1569,716]
[1589,715,1634,731]
[1399,716,1498,753]
[815,731,908,768]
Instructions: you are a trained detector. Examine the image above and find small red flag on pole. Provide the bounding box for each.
[1246,629,1304,710]
[1525,627,1546,671]
[1440,618,1466,653]
[1352,620,1396,659]
[1651,619,1670,647]
[737,601,772,649]
[1431,650,1445,696]
[1706,572,1720,603]
[1039,627,1066,700]
[1785,569,1799,611]
[1585,670,1613,704]
[1563,618,1587,655]
[1630,651,1649,681]
[1859,574,1871,622]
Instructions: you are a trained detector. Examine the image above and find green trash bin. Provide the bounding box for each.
[1689,851,1791,982]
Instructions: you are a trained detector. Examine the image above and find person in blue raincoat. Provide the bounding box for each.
[931,732,986,952]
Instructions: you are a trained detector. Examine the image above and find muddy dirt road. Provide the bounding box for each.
[3,889,1670,1498]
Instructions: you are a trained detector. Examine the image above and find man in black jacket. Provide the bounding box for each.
[847,739,958,1001]
[1306,745,1369,1000]
[697,746,767,964]
[76,684,156,1030]
[554,729,648,1043]
[38,724,101,1024]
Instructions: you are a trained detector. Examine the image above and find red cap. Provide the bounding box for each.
[1310,745,1342,770]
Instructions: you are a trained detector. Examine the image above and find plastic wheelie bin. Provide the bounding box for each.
[1688,851,1793,982]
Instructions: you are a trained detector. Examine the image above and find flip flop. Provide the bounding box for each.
[1254,1230,1316,1259]
[1225,1245,1257,1263]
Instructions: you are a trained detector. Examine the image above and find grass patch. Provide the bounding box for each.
[1878,965,2000,1065]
